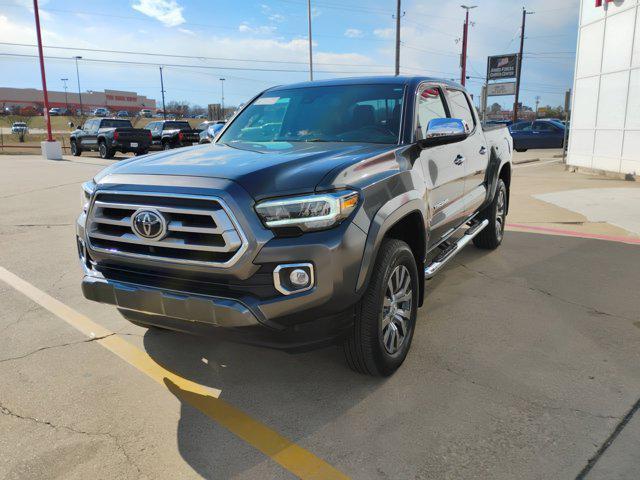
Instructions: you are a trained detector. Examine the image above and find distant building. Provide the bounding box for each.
[568,0,640,175]
[0,87,156,113]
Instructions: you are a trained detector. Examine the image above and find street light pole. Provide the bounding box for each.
[460,5,477,87]
[307,0,313,80]
[61,78,69,111]
[32,0,52,141]
[394,0,401,76]
[74,56,83,115]
[219,78,226,118]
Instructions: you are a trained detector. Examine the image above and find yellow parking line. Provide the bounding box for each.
[0,266,350,480]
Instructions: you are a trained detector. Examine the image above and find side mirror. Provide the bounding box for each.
[77,124,83,130]
[418,118,468,148]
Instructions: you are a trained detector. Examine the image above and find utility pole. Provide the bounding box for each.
[219,78,226,118]
[74,56,83,115]
[159,66,166,119]
[61,78,69,112]
[33,0,52,141]
[460,5,477,86]
[394,0,402,76]
[307,0,313,80]
[534,95,540,118]
[513,8,534,123]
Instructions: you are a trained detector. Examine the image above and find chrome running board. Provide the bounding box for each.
[424,219,489,279]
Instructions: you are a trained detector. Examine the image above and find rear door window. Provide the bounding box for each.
[446,89,476,133]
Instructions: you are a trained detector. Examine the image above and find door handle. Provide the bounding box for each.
[454,155,465,166]
[479,146,487,155]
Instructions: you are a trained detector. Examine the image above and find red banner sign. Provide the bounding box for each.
[596,0,613,6]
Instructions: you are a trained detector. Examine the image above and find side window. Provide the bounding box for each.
[144,122,154,130]
[446,89,476,133]
[87,120,97,132]
[416,86,447,140]
[533,121,556,132]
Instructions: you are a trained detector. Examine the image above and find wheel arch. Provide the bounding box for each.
[356,193,428,307]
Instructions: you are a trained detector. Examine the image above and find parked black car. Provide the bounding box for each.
[145,120,200,150]
[509,119,566,152]
[70,118,152,158]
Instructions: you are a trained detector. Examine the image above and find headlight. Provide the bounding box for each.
[255,191,359,232]
[80,180,95,213]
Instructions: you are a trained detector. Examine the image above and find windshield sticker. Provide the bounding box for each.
[255,97,280,105]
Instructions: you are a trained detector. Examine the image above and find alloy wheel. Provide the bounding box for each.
[381,265,412,354]
[495,188,506,241]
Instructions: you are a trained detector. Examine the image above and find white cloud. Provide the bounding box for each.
[269,13,285,23]
[132,0,185,27]
[238,22,277,35]
[344,28,363,39]
[178,28,195,36]
[373,28,394,39]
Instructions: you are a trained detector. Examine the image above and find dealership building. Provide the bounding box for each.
[568,0,640,176]
[0,87,156,113]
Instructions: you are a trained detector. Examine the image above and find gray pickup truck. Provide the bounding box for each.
[76,77,512,376]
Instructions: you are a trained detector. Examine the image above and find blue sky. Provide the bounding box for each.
[0,0,579,110]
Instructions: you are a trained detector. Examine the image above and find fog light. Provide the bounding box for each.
[289,269,310,287]
[273,263,314,295]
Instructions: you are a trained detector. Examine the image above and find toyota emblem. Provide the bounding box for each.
[132,209,167,240]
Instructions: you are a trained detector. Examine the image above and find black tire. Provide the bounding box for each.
[162,141,171,151]
[98,141,114,159]
[473,178,507,250]
[135,149,149,156]
[343,238,419,376]
[70,140,81,156]
[514,148,527,152]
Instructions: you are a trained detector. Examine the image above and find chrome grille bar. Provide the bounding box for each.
[86,191,248,267]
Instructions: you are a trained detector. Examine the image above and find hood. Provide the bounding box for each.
[95,142,394,199]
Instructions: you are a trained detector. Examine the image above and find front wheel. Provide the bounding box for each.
[473,178,507,250]
[162,141,171,151]
[70,140,81,156]
[343,238,418,376]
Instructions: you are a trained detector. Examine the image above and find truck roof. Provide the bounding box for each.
[267,76,465,92]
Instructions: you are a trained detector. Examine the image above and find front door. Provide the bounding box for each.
[414,84,467,249]
[80,119,99,150]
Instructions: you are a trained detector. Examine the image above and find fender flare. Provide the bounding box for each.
[355,191,428,292]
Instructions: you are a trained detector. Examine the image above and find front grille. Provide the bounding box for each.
[86,192,247,267]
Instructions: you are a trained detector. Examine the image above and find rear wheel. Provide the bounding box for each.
[98,141,114,159]
[135,149,149,156]
[70,140,81,156]
[343,238,418,376]
[514,147,527,152]
[473,178,507,250]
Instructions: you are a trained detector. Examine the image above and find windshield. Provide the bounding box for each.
[163,121,191,130]
[100,119,133,128]
[219,84,405,145]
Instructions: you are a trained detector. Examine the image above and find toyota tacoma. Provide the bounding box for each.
[70,118,152,159]
[76,77,512,376]
[144,120,201,150]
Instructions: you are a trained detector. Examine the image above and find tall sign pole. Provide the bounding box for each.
[395,0,401,76]
[513,8,534,123]
[460,5,477,86]
[307,0,314,81]
[32,0,52,142]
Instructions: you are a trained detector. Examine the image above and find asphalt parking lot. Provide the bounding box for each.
[1,153,639,480]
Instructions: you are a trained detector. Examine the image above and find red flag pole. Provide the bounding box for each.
[33,0,53,142]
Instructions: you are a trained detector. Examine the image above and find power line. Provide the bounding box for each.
[0,42,394,68]
[0,52,395,75]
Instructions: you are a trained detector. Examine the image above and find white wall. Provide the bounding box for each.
[568,0,640,175]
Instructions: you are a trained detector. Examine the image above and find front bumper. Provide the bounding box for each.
[76,178,368,350]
